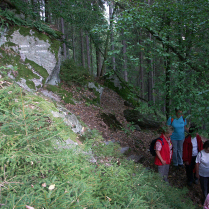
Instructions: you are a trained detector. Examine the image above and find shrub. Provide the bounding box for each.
[60,59,92,86]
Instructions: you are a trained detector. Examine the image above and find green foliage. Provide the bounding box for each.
[60,59,92,86]
[121,122,136,136]
[0,85,19,114]
[0,9,61,39]
[102,0,209,132]
[0,77,196,208]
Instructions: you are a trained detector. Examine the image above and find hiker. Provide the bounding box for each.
[183,125,203,186]
[204,194,209,209]
[196,140,209,203]
[154,125,174,182]
[167,108,189,168]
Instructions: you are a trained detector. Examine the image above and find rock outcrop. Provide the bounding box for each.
[0,26,61,91]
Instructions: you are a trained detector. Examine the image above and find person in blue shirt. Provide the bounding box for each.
[167,108,189,168]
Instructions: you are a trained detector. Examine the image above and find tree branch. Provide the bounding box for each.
[146,28,204,73]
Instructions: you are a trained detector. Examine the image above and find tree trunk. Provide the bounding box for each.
[72,25,76,62]
[44,0,50,23]
[122,30,128,82]
[100,2,117,76]
[165,46,171,119]
[96,48,101,77]
[147,62,153,103]
[65,24,69,58]
[165,17,171,119]
[148,33,153,103]
[147,0,153,103]
[32,0,39,20]
[109,1,115,71]
[86,33,91,73]
[123,40,128,82]
[139,44,144,98]
[80,28,85,67]
[90,37,93,75]
[61,17,66,59]
[152,55,156,104]
[100,31,109,76]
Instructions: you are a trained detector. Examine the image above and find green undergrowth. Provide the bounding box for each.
[0,80,196,208]
[45,84,75,105]
[60,59,92,86]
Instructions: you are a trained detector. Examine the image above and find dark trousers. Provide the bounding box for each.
[200,176,209,203]
[185,156,197,183]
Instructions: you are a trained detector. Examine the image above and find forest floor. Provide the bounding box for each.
[63,81,206,208]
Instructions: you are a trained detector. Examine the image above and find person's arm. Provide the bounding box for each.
[167,117,171,126]
[195,163,200,179]
[184,118,189,132]
[156,151,166,165]
[183,137,189,165]
[195,152,201,179]
[184,125,189,133]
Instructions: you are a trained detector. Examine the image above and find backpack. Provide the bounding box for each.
[149,137,164,156]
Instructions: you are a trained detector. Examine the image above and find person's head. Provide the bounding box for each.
[175,108,183,118]
[203,140,209,153]
[189,125,198,136]
[162,125,174,138]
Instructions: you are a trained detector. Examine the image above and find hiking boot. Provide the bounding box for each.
[179,164,184,168]
[194,179,199,185]
[187,182,192,186]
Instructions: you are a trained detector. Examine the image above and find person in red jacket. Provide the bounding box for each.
[155,125,174,182]
[183,125,203,186]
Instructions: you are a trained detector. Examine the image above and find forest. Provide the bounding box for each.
[0,0,209,208]
[2,0,209,127]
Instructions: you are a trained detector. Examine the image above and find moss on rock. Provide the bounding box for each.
[26,80,36,90]
[25,59,49,83]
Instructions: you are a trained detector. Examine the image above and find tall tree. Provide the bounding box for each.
[86,33,91,72]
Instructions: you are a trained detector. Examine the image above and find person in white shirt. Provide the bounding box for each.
[196,140,209,203]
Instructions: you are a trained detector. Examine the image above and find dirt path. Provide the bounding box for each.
[64,84,204,208]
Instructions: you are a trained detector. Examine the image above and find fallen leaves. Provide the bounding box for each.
[48,184,55,190]
[42,183,46,187]
[26,206,34,209]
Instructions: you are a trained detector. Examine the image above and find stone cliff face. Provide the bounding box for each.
[0,26,61,91]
